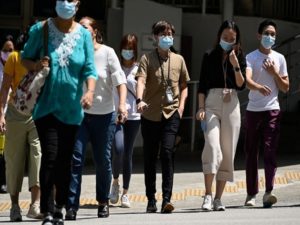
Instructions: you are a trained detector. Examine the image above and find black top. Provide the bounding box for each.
[198,45,246,96]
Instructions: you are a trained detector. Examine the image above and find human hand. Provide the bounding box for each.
[81,90,94,109]
[263,58,279,77]
[0,115,6,133]
[258,84,272,96]
[196,108,205,121]
[35,56,50,71]
[137,101,148,113]
[229,49,239,68]
[177,107,184,118]
[117,103,128,123]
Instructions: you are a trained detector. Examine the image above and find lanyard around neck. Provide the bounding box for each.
[222,57,228,88]
[156,49,171,87]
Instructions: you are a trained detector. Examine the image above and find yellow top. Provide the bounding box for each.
[4,51,28,93]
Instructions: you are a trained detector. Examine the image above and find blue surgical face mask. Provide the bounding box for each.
[121,49,134,60]
[158,36,173,51]
[261,35,276,49]
[219,39,235,52]
[55,0,77,20]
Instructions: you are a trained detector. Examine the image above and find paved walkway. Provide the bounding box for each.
[0,152,299,224]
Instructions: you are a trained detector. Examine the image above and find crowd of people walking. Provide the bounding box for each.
[0,0,289,225]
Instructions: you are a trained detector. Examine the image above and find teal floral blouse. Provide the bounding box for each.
[22,18,97,125]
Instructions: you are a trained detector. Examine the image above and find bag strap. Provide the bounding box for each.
[43,20,48,57]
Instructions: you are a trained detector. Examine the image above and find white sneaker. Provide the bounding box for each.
[109,183,120,204]
[263,192,277,208]
[201,195,213,211]
[121,194,131,208]
[244,195,256,206]
[213,198,225,211]
[27,202,43,219]
[10,204,22,222]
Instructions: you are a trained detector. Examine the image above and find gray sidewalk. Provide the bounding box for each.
[0,152,300,224]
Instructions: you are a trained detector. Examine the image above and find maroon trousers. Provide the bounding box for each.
[244,110,281,196]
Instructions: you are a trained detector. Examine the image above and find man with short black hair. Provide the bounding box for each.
[244,19,289,208]
[136,20,190,213]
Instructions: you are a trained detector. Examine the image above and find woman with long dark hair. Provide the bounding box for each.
[196,20,246,211]
[109,34,140,208]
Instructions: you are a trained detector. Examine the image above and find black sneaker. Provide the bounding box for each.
[146,199,157,213]
[65,209,77,220]
[161,200,174,213]
[53,211,64,225]
[98,203,109,218]
[42,213,54,225]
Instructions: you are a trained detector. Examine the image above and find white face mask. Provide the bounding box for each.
[1,51,11,62]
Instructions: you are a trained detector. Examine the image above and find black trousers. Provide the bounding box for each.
[35,114,79,214]
[141,111,181,202]
[0,154,5,186]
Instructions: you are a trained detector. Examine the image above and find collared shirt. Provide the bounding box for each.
[198,45,246,96]
[136,49,190,122]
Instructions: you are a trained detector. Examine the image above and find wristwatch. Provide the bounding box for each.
[136,98,142,104]
[234,67,240,72]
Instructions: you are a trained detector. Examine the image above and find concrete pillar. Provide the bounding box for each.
[202,0,206,14]
[23,0,33,30]
[222,0,234,21]
[110,0,120,9]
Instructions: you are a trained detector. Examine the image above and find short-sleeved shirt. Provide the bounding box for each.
[22,18,97,125]
[136,49,190,121]
[246,49,288,111]
[3,51,28,102]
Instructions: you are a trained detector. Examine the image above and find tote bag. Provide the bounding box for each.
[13,20,49,116]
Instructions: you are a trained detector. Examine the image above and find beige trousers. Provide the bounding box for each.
[4,104,41,194]
[202,89,241,182]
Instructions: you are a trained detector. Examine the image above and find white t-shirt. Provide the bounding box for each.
[246,49,288,111]
[84,45,127,115]
[114,64,141,121]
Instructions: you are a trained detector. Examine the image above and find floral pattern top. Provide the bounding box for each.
[22,18,97,125]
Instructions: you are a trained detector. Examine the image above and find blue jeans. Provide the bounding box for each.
[112,120,140,190]
[67,112,116,211]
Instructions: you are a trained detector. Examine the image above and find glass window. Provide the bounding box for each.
[0,0,21,15]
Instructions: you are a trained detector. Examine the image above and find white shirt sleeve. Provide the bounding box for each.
[107,48,127,87]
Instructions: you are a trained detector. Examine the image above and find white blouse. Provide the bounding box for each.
[84,45,126,115]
